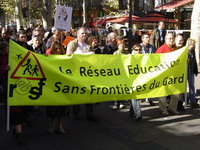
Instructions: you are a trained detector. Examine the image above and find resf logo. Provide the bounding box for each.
[9,50,47,100]
[11,51,46,80]
[9,78,46,100]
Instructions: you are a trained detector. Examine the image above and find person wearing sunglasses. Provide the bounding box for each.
[130,44,143,121]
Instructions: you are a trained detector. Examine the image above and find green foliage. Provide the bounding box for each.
[103,0,119,14]
[1,0,15,15]
[29,4,42,20]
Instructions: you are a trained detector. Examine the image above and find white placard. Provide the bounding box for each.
[54,5,73,31]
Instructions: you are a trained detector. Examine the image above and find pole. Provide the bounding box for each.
[128,0,133,52]
[184,62,188,109]
[6,106,10,131]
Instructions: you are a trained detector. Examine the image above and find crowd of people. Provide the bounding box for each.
[0,21,199,145]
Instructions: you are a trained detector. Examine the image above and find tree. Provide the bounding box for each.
[15,0,23,31]
[40,0,54,29]
[0,8,6,27]
[191,0,200,64]
[103,0,119,14]
[0,0,15,27]
[83,0,87,25]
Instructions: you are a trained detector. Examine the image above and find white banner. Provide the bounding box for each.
[54,5,73,31]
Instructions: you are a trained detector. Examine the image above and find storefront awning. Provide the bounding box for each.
[94,18,117,27]
[107,15,139,24]
[154,0,194,10]
[134,13,182,23]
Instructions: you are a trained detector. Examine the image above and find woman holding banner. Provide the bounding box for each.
[112,37,129,110]
[129,44,143,121]
[186,39,199,108]
[46,41,67,134]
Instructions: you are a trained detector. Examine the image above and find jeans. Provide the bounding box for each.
[130,100,141,117]
[188,70,196,104]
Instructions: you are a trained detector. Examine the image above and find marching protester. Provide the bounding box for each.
[140,33,156,106]
[66,27,98,122]
[141,33,155,54]
[30,35,46,54]
[175,34,184,50]
[150,21,166,50]
[156,33,180,115]
[129,44,143,121]
[46,27,62,49]
[186,38,199,108]
[0,41,9,108]
[112,37,128,110]
[87,35,101,54]
[46,41,66,134]
[103,32,118,54]
[0,28,10,43]
[16,30,33,51]
[9,30,33,145]
[174,34,186,111]
[28,27,47,51]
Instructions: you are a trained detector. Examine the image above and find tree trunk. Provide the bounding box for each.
[134,0,139,12]
[41,0,53,29]
[0,8,6,27]
[15,0,23,31]
[82,0,87,26]
[128,0,133,52]
[191,0,200,64]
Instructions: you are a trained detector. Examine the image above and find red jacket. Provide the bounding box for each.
[156,43,176,53]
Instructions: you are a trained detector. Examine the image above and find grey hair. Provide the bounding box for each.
[165,32,174,41]
[107,32,117,43]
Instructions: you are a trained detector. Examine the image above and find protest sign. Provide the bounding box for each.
[54,5,72,31]
[62,36,75,46]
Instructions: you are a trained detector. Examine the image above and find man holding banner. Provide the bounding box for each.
[156,33,180,115]
[66,27,97,122]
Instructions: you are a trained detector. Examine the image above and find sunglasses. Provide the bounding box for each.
[20,36,27,39]
[133,48,141,51]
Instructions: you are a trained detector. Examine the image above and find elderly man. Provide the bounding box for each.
[66,27,97,122]
[150,21,166,50]
[174,34,186,111]
[175,34,184,49]
[156,33,180,115]
[103,32,118,54]
[156,32,176,53]
[66,27,91,54]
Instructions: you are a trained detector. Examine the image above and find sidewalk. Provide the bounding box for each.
[0,74,200,150]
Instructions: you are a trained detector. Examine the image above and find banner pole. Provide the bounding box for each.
[184,57,188,109]
[6,106,10,132]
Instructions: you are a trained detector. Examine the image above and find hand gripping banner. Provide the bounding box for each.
[8,40,188,106]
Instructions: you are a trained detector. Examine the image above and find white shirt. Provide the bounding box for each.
[74,42,94,54]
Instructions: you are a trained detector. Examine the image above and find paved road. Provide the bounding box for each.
[0,74,200,150]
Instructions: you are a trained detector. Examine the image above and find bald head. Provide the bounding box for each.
[77,27,88,43]
[175,34,184,49]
